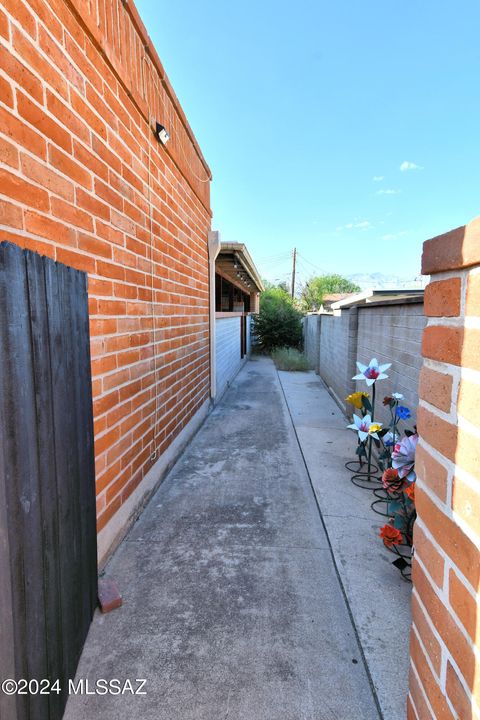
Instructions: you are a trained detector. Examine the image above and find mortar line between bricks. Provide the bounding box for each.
[276,368,385,720]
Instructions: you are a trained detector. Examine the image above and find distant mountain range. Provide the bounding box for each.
[346,272,428,291]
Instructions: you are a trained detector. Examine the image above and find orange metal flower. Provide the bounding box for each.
[379,524,403,547]
[404,482,416,504]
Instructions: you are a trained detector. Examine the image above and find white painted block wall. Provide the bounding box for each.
[216,316,241,399]
[246,315,252,355]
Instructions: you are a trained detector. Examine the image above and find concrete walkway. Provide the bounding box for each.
[277,369,411,720]
[65,358,381,720]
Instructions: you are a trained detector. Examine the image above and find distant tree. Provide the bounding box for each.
[276,280,290,294]
[259,286,293,311]
[253,286,303,352]
[299,274,360,312]
[262,279,290,294]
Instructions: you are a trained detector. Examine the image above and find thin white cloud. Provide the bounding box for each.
[381,231,407,241]
[400,161,423,172]
[376,189,401,195]
[336,220,373,231]
[373,176,384,182]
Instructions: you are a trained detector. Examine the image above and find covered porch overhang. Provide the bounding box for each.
[215,243,264,314]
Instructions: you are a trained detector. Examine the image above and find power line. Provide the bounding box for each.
[257,251,292,262]
[297,252,328,275]
[295,257,316,280]
[257,257,293,271]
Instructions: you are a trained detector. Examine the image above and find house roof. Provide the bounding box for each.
[216,243,264,294]
[330,288,424,310]
[321,293,356,306]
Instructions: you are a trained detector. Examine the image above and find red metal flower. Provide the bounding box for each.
[382,467,404,494]
[379,524,403,547]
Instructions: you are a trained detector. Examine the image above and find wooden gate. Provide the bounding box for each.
[0,242,97,720]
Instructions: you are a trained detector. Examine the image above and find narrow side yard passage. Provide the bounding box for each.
[65,357,380,720]
[278,370,411,719]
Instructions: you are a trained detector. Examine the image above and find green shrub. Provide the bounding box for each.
[253,288,303,352]
[271,347,310,371]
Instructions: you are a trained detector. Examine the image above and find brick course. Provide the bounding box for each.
[0,0,212,555]
[410,216,480,718]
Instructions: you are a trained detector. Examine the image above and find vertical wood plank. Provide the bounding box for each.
[44,259,82,686]
[26,250,65,720]
[66,267,97,665]
[70,271,98,629]
[0,242,97,720]
[0,245,19,720]
[0,241,49,720]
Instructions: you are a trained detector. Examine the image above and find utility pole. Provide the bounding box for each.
[291,247,297,299]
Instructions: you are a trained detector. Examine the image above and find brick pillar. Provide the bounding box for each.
[409,218,480,719]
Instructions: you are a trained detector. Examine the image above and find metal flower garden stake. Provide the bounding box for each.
[344,357,418,581]
[347,358,391,486]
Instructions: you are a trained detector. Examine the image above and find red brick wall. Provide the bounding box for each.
[408,218,480,719]
[0,0,212,549]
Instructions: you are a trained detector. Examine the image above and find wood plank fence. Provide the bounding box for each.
[0,241,97,720]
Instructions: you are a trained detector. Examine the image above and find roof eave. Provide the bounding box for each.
[218,243,264,293]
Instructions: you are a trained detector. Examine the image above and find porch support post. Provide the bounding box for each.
[208,230,221,401]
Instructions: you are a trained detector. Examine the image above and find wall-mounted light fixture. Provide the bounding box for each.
[154,122,170,145]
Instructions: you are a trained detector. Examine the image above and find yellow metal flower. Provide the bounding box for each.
[345,391,370,410]
[369,423,382,434]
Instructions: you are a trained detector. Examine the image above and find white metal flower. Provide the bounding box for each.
[392,392,404,400]
[352,357,391,386]
[392,434,418,482]
[347,414,382,442]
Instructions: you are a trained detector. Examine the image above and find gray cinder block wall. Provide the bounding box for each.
[354,301,425,429]
[216,317,242,399]
[318,311,353,410]
[304,299,426,427]
[303,315,320,371]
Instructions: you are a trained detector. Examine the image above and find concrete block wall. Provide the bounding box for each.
[305,302,426,423]
[0,0,212,561]
[303,314,320,370]
[408,218,480,720]
[318,310,352,410]
[355,301,426,429]
[215,316,241,399]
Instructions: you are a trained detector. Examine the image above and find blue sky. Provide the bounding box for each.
[136,0,480,286]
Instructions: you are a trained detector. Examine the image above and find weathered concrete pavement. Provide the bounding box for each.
[277,369,411,720]
[65,357,381,720]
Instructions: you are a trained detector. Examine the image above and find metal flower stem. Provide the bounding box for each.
[366,383,376,477]
[392,401,397,455]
